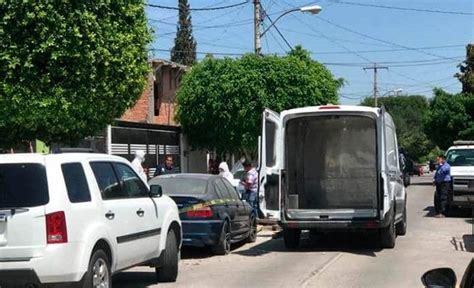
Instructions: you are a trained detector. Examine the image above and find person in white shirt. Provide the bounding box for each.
[218,162,234,183]
[131,150,147,183]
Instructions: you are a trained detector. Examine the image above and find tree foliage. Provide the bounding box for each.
[170,0,196,66]
[176,47,342,155]
[361,95,433,161]
[456,44,474,94]
[424,89,474,150]
[0,2,151,147]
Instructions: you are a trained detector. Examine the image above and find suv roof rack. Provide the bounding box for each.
[453,140,474,146]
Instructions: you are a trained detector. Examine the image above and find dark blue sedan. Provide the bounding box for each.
[149,174,257,255]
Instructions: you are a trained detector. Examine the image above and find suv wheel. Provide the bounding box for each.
[380,217,396,249]
[283,229,300,249]
[212,221,231,255]
[396,202,407,236]
[84,249,111,288]
[247,216,257,243]
[156,229,179,282]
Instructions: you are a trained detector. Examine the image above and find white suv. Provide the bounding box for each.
[0,153,181,287]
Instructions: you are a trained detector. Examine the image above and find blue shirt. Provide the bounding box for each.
[434,162,451,183]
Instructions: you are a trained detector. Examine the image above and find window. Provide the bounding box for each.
[151,178,207,196]
[0,163,49,208]
[62,163,91,203]
[215,179,232,200]
[265,121,277,167]
[113,163,149,198]
[223,179,241,201]
[90,162,123,200]
[385,125,398,171]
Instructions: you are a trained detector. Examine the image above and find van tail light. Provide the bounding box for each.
[319,105,340,110]
[46,211,68,244]
[186,207,213,218]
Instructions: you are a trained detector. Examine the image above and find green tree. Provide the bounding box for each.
[176,48,341,155]
[456,44,474,94]
[424,89,474,150]
[361,95,433,161]
[170,0,196,65]
[0,2,151,148]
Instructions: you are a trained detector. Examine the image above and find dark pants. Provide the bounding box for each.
[435,181,449,215]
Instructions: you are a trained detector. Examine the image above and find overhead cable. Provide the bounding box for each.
[146,1,249,11]
[330,1,473,16]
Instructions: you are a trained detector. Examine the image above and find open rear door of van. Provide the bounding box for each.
[258,108,281,220]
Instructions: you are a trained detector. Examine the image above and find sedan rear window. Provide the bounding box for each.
[152,178,208,196]
[0,163,49,208]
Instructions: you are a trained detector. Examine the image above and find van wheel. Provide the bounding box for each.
[212,221,231,255]
[156,229,179,282]
[83,249,111,288]
[283,229,300,249]
[247,216,257,243]
[396,203,407,236]
[380,218,396,249]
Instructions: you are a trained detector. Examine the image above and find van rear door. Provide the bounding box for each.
[259,108,281,219]
[0,162,48,261]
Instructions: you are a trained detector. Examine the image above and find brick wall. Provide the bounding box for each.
[119,60,182,126]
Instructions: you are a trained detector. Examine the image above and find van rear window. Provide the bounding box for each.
[0,163,49,208]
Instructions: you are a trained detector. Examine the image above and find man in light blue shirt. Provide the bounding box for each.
[433,154,451,218]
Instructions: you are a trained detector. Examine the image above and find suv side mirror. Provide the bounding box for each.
[421,268,457,288]
[150,184,163,198]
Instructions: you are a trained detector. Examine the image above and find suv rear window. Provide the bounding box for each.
[0,163,49,208]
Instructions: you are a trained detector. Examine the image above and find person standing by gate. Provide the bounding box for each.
[154,155,177,177]
[433,154,451,218]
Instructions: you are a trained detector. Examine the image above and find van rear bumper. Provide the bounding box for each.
[279,218,390,231]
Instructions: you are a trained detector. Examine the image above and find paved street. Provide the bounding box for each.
[114,175,473,288]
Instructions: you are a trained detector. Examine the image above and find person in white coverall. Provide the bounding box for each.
[131,150,147,183]
[218,162,234,183]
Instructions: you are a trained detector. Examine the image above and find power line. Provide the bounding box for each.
[316,16,461,61]
[261,5,293,51]
[330,1,474,16]
[146,1,249,11]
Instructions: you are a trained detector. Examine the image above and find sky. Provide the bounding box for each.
[146,0,474,104]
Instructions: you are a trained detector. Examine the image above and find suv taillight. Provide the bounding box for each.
[46,211,68,244]
[186,207,213,218]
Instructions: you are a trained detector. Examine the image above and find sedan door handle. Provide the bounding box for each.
[136,209,145,217]
[105,211,115,220]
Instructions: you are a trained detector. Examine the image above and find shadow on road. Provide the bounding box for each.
[234,231,381,258]
[113,272,157,288]
[423,206,437,217]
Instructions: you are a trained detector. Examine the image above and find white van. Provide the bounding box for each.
[259,105,407,248]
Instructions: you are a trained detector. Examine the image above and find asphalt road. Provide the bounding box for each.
[114,175,473,288]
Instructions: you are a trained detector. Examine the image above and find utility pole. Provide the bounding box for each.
[364,63,388,107]
[254,0,261,55]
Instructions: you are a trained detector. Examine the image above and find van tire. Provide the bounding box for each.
[283,229,300,249]
[396,202,407,236]
[83,249,111,288]
[156,229,179,282]
[380,217,396,249]
[212,221,231,255]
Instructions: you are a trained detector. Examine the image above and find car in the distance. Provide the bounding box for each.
[150,174,257,255]
[0,153,181,287]
[445,141,474,214]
